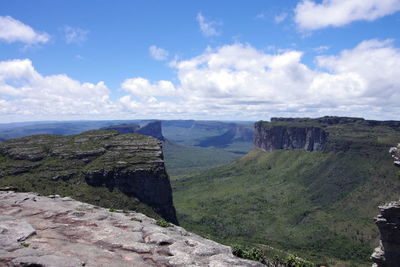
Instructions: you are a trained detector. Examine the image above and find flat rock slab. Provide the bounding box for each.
[0,191,263,267]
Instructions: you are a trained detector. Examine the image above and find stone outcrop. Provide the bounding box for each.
[389,144,400,167]
[102,121,165,141]
[254,121,327,152]
[371,201,400,267]
[0,191,264,267]
[371,144,400,267]
[0,130,177,224]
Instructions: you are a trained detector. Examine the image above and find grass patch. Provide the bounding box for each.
[156,218,173,228]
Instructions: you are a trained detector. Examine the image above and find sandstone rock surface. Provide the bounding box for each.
[0,191,263,267]
[371,201,400,267]
[371,144,400,267]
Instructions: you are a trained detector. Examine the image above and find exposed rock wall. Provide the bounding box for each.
[254,122,327,152]
[0,130,177,224]
[371,144,400,267]
[136,121,165,141]
[0,191,265,267]
[371,201,400,267]
[102,121,165,141]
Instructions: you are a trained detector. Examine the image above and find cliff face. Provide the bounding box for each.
[254,121,327,152]
[371,201,400,266]
[102,121,165,141]
[371,144,400,266]
[0,130,177,224]
[136,121,165,141]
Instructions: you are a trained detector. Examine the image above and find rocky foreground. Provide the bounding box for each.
[0,191,264,267]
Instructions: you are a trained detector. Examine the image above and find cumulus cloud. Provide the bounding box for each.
[3,40,400,121]
[0,59,116,121]
[149,45,169,61]
[0,16,50,44]
[295,0,400,30]
[196,13,220,37]
[121,77,177,98]
[64,26,88,45]
[119,40,400,120]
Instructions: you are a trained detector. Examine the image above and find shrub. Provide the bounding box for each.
[232,245,264,262]
[284,254,314,267]
[20,242,30,247]
[156,218,173,227]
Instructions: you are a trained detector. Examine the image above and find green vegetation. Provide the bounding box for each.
[283,254,314,267]
[232,245,265,262]
[156,218,173,227]
[173,119,400,266]
[130,217,142,222]
[163,140,243,179]
[20,242,30,248]
[0,130,164,221]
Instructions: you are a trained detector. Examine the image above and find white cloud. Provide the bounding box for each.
[149,45,169,61]
[119,40,400,120]
[3,40,400,122]
[0,16,49,44]
[0,59,116,121]
[196,13,220,37]
[275,13,288,23]
[64,26,88,45]
[295,0,400,30]
[121,77,177,98]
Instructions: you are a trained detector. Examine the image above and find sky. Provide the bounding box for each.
[1,0,400,123]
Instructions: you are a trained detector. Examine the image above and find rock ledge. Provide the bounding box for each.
[0,191,263,267]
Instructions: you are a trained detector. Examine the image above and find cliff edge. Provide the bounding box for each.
[0,130,177,224]
[254,121,327,152]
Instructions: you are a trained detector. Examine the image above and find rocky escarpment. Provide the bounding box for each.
[0,130,177,224]
[254,121,327,152]
[254,116,400,153]
[102,121,165,141]
[371,144,400,266]
[0,191,264,267]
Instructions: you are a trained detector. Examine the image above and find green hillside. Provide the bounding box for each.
[163,140,243,179]
[172,119,400,266]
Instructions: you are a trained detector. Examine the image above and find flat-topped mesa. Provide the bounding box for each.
[271,116,400,127]
[254,121,327,152]
[102,121,165,141]
[255,116,400,153]
[0,129,177,224]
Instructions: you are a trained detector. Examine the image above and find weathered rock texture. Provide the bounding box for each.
[371,144,400,267]
[102,121,165,141]
[254,121,327,152]
[389,144,400,167]
[0,130,177,224]
[0,191,264,267]
[371,201,400,267]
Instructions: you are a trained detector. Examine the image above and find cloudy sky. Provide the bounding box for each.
[1,0,400,123]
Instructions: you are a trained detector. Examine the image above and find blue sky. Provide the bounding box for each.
[1,0,400,122]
